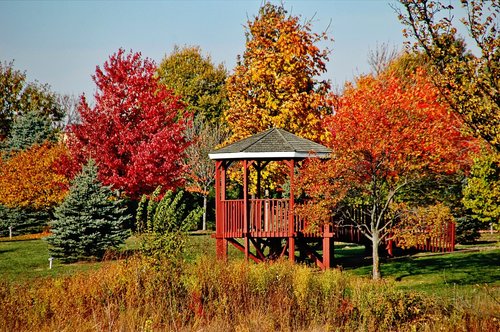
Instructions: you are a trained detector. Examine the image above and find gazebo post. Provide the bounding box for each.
[243,160,250,262]
[288,159,295,263]
[215,161,227,260]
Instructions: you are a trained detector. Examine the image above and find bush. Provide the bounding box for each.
[456,215,482,244]
[136,187,202,263]
[46,159,130,262]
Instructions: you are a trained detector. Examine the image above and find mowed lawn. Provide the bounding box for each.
[1,232,499,298]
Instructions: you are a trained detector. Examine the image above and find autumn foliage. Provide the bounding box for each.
[0,142,69,209]
[297,68,476,279]
[225,3,331,143]
[65,49,189,200]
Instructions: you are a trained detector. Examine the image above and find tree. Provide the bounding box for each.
[463,149,500,228]
[0,142,69,210]
[0,61,63,141]
[47,159,130,262]
[225,3,332,143]
[184,117,228,230]
[297,69,475,280]
[3,110,55,152]
[157,45,228,123]
[396,0,500,152]
[65,49,190,200]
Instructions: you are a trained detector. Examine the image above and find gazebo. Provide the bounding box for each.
[209,128,337,269]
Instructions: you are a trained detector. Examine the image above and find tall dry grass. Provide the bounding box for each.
[0,256,498,331]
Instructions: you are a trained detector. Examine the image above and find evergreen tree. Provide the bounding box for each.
[47,159,130,262]
[5,110,55,152]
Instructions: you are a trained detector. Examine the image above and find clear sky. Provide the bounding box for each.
[1,0,408,100]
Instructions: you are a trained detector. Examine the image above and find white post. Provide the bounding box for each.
[8,226,12,239]
[491,223,494,235]
[48,257,54,269]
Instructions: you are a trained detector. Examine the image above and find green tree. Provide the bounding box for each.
[396,0,500,151]
[463,150,500,228]
[47,159,130,262]
[0,61,63,141]
[3,110,55,152]
[157,45,228,123]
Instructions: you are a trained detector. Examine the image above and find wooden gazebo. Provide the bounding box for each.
[209,128,337,269]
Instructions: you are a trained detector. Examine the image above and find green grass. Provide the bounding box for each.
[0,237,104,282]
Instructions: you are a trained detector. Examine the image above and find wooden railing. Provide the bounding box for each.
[220,199,455,252]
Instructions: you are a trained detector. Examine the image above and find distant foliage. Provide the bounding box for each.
[65,49,189,200]
[4,110,55,152]
[137,187,201,263]
[47,160,130,262]
[0,61,63,141]
[0,206,50,236]
[463,150,500,228]
[455,215,482,244]
[157,45,228,123]
[0,142,69,210]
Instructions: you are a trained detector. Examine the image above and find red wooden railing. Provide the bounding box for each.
[220,199,455,252]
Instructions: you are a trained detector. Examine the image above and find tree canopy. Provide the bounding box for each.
[225,3,332,143]
[0,61,63,141]
[396,0,499,151]
[157,45,228,123]
[65,49,190,200]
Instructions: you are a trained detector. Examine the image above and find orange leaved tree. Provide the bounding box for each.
[297,68,476,279]
[0,142,69,210]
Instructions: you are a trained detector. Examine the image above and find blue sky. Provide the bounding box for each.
[1,0,408,99]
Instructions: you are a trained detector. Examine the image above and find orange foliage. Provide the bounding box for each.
[297,68,477,225]
[0,142,69,209]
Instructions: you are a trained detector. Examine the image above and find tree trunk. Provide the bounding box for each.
[202,194,207,231]
[372,229,382,280]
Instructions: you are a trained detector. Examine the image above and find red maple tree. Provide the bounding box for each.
[65,49,189,200]
[297,68,477,279]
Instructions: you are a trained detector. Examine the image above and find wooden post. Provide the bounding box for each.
[215,161,227,260]
[243,160,249,262]
[288,159,295,263]
[322,224,334,269]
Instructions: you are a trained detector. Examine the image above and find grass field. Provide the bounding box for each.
[1,232,498,331]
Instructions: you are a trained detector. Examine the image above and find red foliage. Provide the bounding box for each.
[297,69,478,224]
[65,49,189,200]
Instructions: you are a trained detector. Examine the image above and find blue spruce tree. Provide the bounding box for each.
[47,159,130,262]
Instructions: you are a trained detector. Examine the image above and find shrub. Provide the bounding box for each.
[46,159,130,262]
[136,187,202,263]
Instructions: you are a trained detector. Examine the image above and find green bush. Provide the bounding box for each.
[456,215,482,244]
[136,187,202,263]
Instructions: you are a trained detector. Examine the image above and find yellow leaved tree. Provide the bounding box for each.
[224,3,333,192]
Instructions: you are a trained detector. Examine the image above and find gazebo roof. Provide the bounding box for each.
[209,128,331,160]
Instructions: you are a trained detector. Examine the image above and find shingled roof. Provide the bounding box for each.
[209,128,331,160]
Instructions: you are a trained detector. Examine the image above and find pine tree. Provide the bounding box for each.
[6,110,55,152]
[47,159,130,262]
